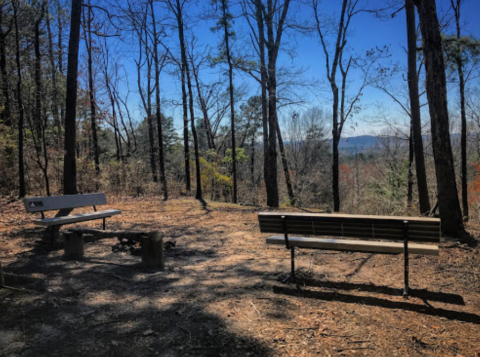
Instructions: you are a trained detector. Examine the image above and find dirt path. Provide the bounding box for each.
[1,197,479,356]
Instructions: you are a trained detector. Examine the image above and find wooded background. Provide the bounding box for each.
[0,0,479,237]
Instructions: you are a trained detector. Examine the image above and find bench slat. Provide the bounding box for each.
[258,212,441,223]
[266,235,439,255]
[24,193,108,213]
[259,213,441,243]
[34,209,121,226]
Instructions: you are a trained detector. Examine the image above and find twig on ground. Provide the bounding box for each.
[250,300,261,318]
[176,323,192,345]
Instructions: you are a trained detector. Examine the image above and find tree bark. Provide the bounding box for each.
[276,117,295,205]
[253,0,276,207]
[86,0,100,181]
[221,0,237,203]
[172,0,191,192]
[13,0,25,198]
[63,0,82,195]
[451,0,468,220]
[407,122,414,210]
[0,4,11,127]
[405,0,431,214]
[413,0,465,236]
[150,0,168,200]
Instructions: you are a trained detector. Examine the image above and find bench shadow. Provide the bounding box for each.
[299,278,465,305]
[273,286,479,324]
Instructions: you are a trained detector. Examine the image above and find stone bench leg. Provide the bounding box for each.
[64,231,84,259]
[141,232,164,270]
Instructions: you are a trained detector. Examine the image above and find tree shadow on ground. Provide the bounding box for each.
[1,240,273,357]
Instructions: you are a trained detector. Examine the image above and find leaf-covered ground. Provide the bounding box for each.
[1,196,480,356]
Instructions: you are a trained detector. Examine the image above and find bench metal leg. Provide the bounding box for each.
[103,218,106,230]
[403,221,409,297]
[291,247,295,281]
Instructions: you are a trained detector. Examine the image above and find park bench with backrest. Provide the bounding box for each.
[24,193,121,241]
[258,212,441,296]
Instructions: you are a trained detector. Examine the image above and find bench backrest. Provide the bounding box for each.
[258,212,441,243]
[24,193,107,213]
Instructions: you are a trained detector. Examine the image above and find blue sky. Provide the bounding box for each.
[98,0,480,139]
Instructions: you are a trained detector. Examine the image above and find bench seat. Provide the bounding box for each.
[266,235,439,255]
[34,209,121,227]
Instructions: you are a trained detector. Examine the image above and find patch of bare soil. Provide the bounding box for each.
[1,196,480,357]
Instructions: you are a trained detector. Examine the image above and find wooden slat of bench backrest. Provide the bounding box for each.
[258,212,441,243]
[24,193,107,213]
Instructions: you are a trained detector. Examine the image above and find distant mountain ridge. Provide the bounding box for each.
[327,135,379,155]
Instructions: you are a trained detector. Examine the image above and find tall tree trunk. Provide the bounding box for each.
[250,136,256,204]
[192,67,215,150]
[413,0,465,236]
[264,0,290,208]
[276,117,295,205]
[406,0,431,214]
[63,0,82,195]
[253,0,273,206]
[34,3,50,196]
[86,0,100,181]
[0,4,11,127]
[150,0,168,200]
[13,0,25,197]
[173,0,191,192]
[451,0,468,220]
[221,0,237,203]
[46,2,61,143]
[407,122,414,210]
[186,60,203,201]
[135,22,158,182]
[146,61,158,182]
[57,0,65,126]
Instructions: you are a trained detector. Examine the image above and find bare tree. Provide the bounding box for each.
[63,0,82,195]
[405,0,431,214]
[84,0,100,182]
[13,0,25,197]
[413,0,465,237]
[149,0,168,200]
[313,0,387,212]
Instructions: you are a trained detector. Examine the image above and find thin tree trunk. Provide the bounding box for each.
[451,0,468,220]
[186,61,203,201]
[406,0,431,214]
[150,0,168,200]
[173,0,191,192]
[413,0,465,237]
[250,136,256,204]
[13,0,25,198]
[253,0,273,206]
[57,0,65,126]
[192,65,215,150]
[0,5,11,127]
[407,122,414,210]
[86,0,100,181]
[46,2,61,143]
[221,0,237,203]
[276,117,295,205]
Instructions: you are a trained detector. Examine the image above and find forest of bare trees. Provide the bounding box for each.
[0,0,479,237]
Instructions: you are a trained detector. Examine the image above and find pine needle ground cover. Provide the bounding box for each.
[1,197,479,356]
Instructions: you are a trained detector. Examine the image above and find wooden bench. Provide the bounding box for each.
[258,212,441,296]
[24,193,121,242]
